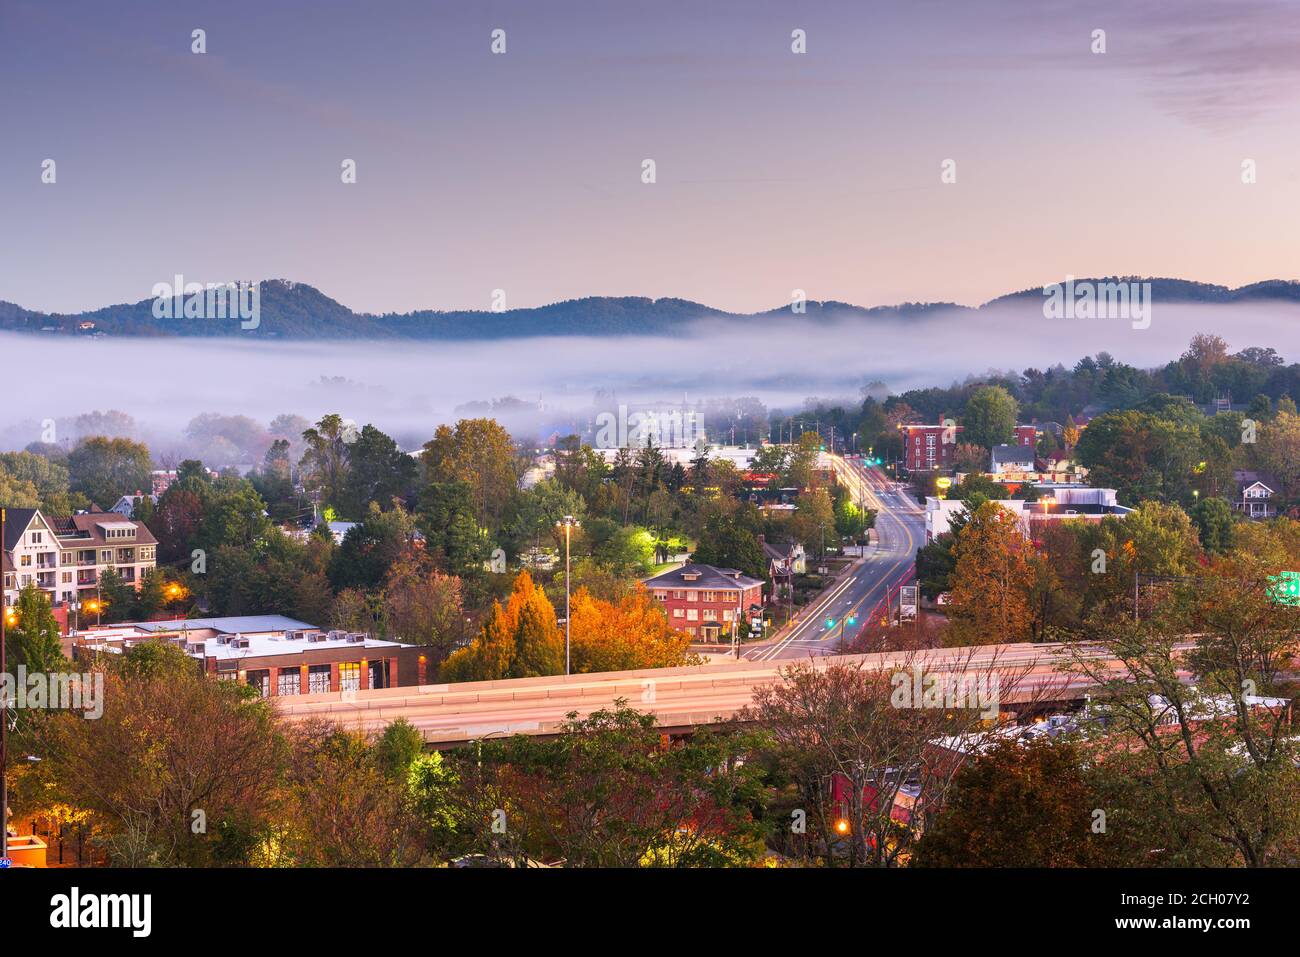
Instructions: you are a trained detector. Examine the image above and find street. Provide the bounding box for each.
[745,456,926,661]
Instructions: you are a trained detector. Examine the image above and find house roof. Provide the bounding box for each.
[1,508,41,552]
[761,540,798,563]
[48,512,158,547]
[643,563,764,590]
[1233,469,1279,493]
[991,444,1036,466]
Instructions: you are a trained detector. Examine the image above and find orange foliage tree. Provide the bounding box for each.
[440,571,563,681]
[569,585,693,673]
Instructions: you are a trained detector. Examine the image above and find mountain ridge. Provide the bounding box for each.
[2,277,1298,341]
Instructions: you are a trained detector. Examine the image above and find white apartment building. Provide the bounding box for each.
[2,507,158,609]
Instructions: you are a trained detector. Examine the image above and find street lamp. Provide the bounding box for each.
[556,515,580,675]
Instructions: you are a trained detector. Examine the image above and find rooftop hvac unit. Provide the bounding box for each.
[233,638,250,650]
[307,631,329,642]
[347,633,367,643]
[327,629,348,642]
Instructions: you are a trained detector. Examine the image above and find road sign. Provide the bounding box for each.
[899,584,919,621]
[1269,571,1300,606]
[0,858,11,869]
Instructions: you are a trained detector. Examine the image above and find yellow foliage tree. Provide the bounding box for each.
[944,501,1040,646]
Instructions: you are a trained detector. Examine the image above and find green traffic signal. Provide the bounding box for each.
[825,617,834,628]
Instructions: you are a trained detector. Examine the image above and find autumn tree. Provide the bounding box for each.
[440,570,563,681]
[382,554,465,663]
[421,418,519,532]
[568,586,693,673]
[913,738,1124,867]
[267,721,430,867]
[742,655,1011,867]
[944,501,1039,645]
[36,643,283,866]
[433,705,766,867]
[1062,546,1300,867]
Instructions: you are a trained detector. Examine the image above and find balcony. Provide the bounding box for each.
[76,572,98,586]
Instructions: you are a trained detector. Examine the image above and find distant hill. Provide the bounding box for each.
[2,277,1297,342]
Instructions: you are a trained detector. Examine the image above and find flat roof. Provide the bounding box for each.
[132,615,317,635]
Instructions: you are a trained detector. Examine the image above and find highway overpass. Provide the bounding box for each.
[275,640,1118,747]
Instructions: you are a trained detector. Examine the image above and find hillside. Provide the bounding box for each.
[2,277,1297,342]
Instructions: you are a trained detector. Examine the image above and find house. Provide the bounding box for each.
[73,615,429,696]
[759,535,806,596]
[324,521,358,544]
[643,563,764,642]
[1234,469,1278,519]
[108,491,158,517]
[989,444,1036,474]
[2,508,157,608]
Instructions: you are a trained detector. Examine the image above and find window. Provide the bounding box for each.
[246,670,270,698]
[100,550,111,563]
[672,608,684,618]
[277,671,300,696]
[20,555,31,567]
[703,609,717,621]
[339,662,361,693]
[30,532,42,544]
[687,609,698,621]
[61,572,71,583]
[308,665,331,694]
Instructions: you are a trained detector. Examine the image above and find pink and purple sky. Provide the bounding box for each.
[3,0,1299,315]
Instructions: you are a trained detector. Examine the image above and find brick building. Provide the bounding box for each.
[900,421,1038,471]
[73,615,429,697]
[644,564,764,642]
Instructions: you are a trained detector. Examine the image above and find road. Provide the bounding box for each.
[276,640,1098,746]
[746,456,926,661]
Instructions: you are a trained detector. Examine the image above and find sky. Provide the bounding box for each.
[3,0,1300,315]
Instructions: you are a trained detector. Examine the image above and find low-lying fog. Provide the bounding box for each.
[2,299,1297,458]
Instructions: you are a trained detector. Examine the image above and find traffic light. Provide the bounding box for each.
[825,617,835,628]
[846,615,857,626]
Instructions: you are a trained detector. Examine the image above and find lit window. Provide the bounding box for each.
[340,662,361,693]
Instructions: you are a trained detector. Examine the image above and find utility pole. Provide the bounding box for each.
[557,515,580,675]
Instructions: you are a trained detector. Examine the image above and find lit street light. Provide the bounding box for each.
[556,515,580,675]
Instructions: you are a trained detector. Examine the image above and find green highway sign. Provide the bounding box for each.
[1269,571,1300,606]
